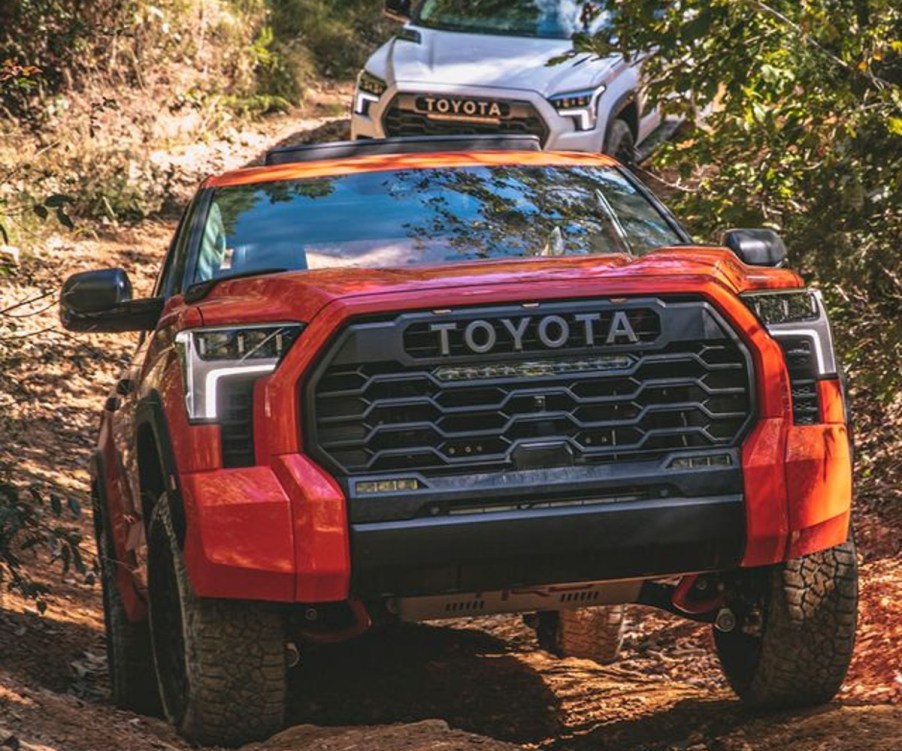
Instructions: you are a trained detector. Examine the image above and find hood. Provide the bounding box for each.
[192,249,803,328]
[380,27,618,96]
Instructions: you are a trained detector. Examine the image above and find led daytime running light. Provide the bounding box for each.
[357,70,387,97]
[548,86,606,131]
[741,289,837,377]
[354,70,387,116]
[742,290,820,326]
[176,324,303,422]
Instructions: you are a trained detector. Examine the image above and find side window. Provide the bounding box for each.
[195,201,227,282]
[152,208,188,298]
[164,196,204,296]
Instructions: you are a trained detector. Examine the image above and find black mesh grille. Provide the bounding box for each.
[307,300,754,477]
[218,377,256,468]
[382,95,549,145]
[778,336,822,425]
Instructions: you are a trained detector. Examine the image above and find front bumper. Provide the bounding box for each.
[180,421,851,603]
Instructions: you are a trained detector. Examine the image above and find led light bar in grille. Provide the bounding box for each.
[435,355,635,383]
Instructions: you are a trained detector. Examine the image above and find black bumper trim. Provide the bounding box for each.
[350,494,745,598]
[347,452,742,523]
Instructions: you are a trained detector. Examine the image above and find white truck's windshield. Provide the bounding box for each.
[192,164,684,284]
[415,0,610,39]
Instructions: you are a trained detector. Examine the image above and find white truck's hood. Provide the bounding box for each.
[381,27,619,96]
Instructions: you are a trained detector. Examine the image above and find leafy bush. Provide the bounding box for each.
[580,0,902,399]
[267,0,392,79]
[0,1,389,117]
[0,479,88,611]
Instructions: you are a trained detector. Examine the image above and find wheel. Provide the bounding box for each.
[536,606,627,665]
[94,492,161,715]
[603,118,636,167]
[714,539,858,708]
[147,499,287,746]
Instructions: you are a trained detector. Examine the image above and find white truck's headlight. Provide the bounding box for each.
[355,70,387,116]
[548,86,606,131]
[176,324,304,422]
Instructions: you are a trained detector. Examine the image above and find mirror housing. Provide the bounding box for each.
[722,228,787,267]
[384,0,412,22]
[60,268,163,333]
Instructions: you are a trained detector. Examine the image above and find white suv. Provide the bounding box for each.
[351,0,668,163]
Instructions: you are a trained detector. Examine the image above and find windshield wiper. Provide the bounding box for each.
[594,189,633,256]
[184,268,289,303]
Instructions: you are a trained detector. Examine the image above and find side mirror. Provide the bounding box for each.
[60,268,163,333]
[722,228,787,267]
[384,0,412,22]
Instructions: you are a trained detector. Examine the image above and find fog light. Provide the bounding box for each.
[356,478,421,494]
[667,453,733,470]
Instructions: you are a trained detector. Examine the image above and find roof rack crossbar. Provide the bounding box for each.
[264,135,542,166]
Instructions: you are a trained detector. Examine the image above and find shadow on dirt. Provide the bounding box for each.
[548,699,897,751]
[548,696,747,750]
[0,606,104,694]
[288,622,562,745]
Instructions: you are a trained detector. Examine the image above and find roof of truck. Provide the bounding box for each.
[204,136,619,189]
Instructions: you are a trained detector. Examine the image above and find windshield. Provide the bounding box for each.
[192,165,683,284]
[414,0,610,39]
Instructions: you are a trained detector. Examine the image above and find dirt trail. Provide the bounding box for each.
[0,109,900,751]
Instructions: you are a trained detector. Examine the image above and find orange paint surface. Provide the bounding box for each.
[205,149,620,188]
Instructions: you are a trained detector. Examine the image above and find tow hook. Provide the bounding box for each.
[285,641,300,668]
[714,607,737,633]
[742,606,764,636]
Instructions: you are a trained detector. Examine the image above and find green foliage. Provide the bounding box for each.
[581,0,902,398]
[0,1,387,117]
[0,480,88,611]
[266,0,392,79]
[245,23,313,105]
[0,1,176,116]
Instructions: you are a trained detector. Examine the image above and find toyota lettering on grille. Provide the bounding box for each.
[430,313,639,357]
[415,96,511,122]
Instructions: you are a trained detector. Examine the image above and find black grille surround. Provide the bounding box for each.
[304,297,756,485]
[382,94,550,146]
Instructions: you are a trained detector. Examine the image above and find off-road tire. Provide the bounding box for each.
[604,119,636,168]
[147,499,286,746]
[715,539,858,708]
[94,494,161,715]
[537,606,627,665]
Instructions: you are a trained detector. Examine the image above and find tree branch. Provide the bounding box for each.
[743,0,898,93]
